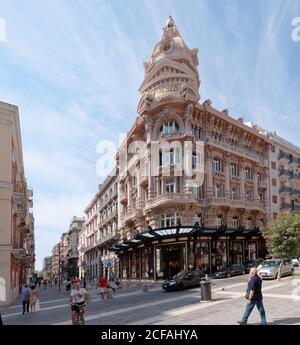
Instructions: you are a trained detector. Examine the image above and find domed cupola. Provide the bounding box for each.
[137,16,200,114]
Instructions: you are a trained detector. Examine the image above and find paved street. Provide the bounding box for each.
[1,273,300,325]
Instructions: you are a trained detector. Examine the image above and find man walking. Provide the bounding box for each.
[238,267,267,325]
[21,284,30,314]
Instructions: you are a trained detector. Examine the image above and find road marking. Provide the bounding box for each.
[2,287,162,318]
[52,292,203,325]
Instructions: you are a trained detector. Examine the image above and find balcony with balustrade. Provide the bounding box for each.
[278,150,290,165]
[279,186,293,197]
[279,169,292,180]
[145,192,201,211]
[289,172,300,185]
[280,203,293,212]
[288,156,300,170]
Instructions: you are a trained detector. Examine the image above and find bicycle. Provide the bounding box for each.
[73,303,86,325]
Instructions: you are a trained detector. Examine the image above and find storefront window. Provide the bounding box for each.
[211,241,227,272]
[195,242,209,273]
[246,241,257,260]
[141,248,149,278]
[155,243,186,279]
[233,241,243,263]
[131,252,137,278]
[122,254,129,279]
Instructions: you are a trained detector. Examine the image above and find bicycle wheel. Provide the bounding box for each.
[77,313,85,325]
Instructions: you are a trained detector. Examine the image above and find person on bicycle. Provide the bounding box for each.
[69,279,88,325]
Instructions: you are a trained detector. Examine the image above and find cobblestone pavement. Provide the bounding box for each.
[1,273,300,325]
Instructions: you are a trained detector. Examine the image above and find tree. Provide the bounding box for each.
[263,214,300,259]
[263,214,300,281]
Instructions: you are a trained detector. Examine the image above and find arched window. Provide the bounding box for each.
[160,120,180,135]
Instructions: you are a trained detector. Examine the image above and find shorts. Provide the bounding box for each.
[71,301,85,313]
[99,287,106,294]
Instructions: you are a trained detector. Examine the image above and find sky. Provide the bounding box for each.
[0,0,299,271]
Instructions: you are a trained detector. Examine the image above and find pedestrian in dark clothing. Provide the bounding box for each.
[83,277,87,289]
[238,267,267,325]
[21,284,30,314]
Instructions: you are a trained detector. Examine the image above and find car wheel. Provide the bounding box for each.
[227,272,231,278]
[290,269,294,276]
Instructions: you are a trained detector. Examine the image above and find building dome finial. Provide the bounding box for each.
[166,15,175,28]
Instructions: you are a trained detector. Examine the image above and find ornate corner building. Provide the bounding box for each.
[0,101,35,305]
[112,17,271,280]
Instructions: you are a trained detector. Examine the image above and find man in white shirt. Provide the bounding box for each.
[69,279,89,325]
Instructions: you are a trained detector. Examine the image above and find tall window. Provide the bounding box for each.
[160,120,180,135]
[231,188,239,200]
[257,172,263,183]
[214,184,224,198]
[213,158,222,172]
[160,213,180,227]
[245,167,253,180]
[215,216,222,227]
[245,218,252,230]
[230,163,238,176]
[246,190,253,201]
[232,217,239,229]
[165,180,175,193]
[192,153,199,169]
[192,125,203,140]
[160,149,180,166]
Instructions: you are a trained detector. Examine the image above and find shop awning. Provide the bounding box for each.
[108,226,262,253]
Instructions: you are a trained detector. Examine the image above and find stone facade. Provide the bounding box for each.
[79,172,119,281]
[0,101,35,305]
[112,17,270,280]
[256,128,300,218]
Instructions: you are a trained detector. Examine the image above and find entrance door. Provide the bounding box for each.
[155,243,186,279]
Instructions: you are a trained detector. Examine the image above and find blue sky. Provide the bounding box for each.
[0,0,299,270]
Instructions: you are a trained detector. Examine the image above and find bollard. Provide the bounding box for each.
[200,278,212,302]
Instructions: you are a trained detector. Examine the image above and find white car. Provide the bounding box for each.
[292,258,299,267]
[257,259,294,279]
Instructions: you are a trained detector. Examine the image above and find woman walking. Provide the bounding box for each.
[29,285,39,313]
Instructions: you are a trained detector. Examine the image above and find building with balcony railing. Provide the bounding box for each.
[250,125,300,220]
[112,17,270,281]
[79,171,119,281]
[0,101,35,306]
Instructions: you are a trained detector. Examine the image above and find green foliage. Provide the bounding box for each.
[263,214,300,258]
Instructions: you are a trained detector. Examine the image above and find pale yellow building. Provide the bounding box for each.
[0,101,34,306]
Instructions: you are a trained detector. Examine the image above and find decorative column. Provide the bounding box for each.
[240,159,245,201]
[206,148,214,198]
[224,154,231,199]
[253,167,259,203]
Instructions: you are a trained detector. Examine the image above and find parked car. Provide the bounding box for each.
[257,259,294,279]
[292,258,299,267]
[162,269,205,291]
[244,259,264,273]
[214,264,246,278]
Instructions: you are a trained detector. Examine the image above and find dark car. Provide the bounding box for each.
[162,269,205,291]
[214,264,246,278]
[244,259,264,273]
